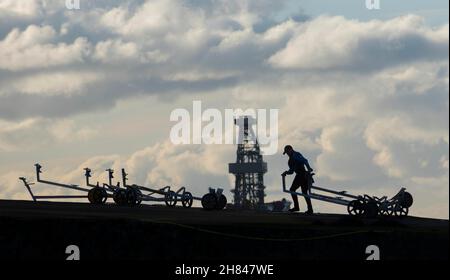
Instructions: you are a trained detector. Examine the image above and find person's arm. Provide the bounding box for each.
[282,160,295,176]
[282,169,294,176]
[303,158,313,172]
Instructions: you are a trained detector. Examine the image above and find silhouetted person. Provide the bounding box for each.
[282,145,314,214]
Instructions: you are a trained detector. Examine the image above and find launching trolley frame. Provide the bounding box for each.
[19,163,91,202]
[20,163,228,210]
[282,173,413,218]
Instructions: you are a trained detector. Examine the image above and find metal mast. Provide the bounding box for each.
[228,116,267,209]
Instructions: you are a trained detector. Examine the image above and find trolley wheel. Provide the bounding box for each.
[113,189,128,205]
[394,204,409,217]
[347,200,364,216]
[125,188,138,205]
[99,188,107,204]
[101,189,107,204]
[181,192,193,208]
[165,191,177,207]
[88,187,107,205]
[134,189,143,205]
[364,201,379,218]
[400,192,413,208]
[379,204,394,216]
[216,194,227,210]
[201,193,217,210]
[88,188,94,204]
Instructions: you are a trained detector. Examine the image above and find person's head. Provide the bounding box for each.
[283,145,294,156]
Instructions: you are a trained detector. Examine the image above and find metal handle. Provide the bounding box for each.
[282,175,286,192]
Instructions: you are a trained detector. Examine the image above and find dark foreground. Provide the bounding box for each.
[0,200,447,260]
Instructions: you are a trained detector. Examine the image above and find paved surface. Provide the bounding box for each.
[0,199,448,260]
[0,199,447,229]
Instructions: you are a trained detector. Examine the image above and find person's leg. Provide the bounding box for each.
[301,183,313,213]
[289,174,301,211]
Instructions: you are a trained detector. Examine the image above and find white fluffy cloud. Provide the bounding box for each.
[0,0,43,17]
[365,116,447,177]
[0,25,91,71]
[269,15,449,71]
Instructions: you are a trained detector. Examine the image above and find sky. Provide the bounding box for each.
[0,0,448,218]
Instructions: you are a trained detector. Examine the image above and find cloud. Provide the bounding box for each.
[0,0,44,17]
[1,2,447,121]
[93,39,140,63]
[268,15,449,72]
[0,25,92,71]
[0,170,35,200]
[0,118,96,152]
[365,116,448,178]
[3,71,103,96]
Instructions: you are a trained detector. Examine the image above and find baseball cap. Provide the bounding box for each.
[283,145,293,155]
